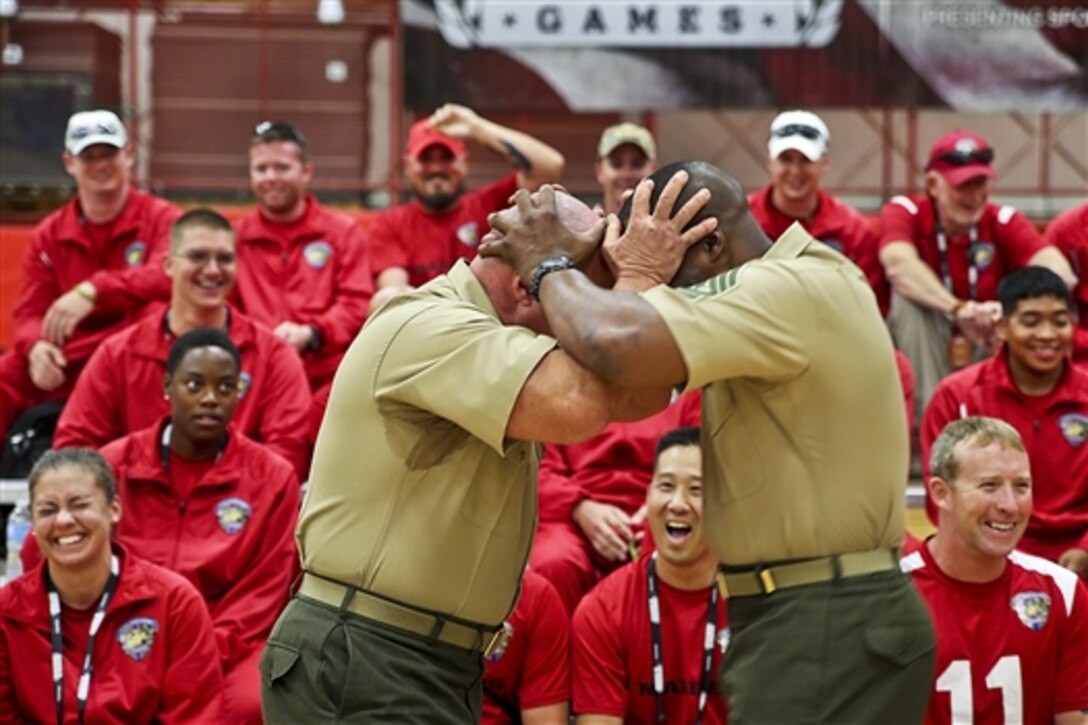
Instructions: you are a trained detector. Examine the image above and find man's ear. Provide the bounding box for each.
[510,272,535,307]
[929,476,953,514]
[995,317,1009,344]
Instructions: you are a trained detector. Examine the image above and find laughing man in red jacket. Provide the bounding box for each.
[232,120,374,392]
[53,209,312,477]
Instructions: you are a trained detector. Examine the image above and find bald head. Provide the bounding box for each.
[473,188,606,330]
[619,160,771,286]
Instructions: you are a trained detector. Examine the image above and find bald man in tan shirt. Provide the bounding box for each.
[259,192,686,724]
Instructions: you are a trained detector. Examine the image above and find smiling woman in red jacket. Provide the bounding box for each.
[0,448,224,724]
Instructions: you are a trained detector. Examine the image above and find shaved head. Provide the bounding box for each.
[554,190,602,233]
[619,160,770,287]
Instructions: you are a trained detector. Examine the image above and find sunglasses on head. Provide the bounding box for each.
[771,123,824,141]
[252,120,307,147]
[934,147,994,167]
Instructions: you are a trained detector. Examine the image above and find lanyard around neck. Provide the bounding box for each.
[46,554,120,725]
[646,553,719,724]
[935,220,979,302]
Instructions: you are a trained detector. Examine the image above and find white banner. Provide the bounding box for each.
[433,0,844,48]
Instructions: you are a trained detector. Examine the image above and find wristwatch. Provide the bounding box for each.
[528,255,575,300]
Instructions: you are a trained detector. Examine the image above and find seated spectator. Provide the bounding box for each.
[1043,200,1088,361]
[234,120,374,391]
[53,208,312,478]
[0,110,180,437]
[367,103,565,313]
[921,267,1088,577]
[29,329,300,723]
[902,417,1088,723]
[879,129,1076,422]
[749,110,889,315]
[530,392,701,616]
[482,569,570,724]
[0,448,223,723]
[572,427,728,724]
[594,122,657,216]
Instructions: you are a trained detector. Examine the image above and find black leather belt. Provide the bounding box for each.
[298,573,502,654]
[717,549,899,598]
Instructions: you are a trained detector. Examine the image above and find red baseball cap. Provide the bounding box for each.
[405,118,466,159]
[926,130,996,187]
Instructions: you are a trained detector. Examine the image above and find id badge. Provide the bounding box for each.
[949,335,972,369]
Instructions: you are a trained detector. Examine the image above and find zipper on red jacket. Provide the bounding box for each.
[172,500,187,570]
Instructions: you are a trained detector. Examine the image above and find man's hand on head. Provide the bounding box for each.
[605,171,717,292]
[428,103,480,140]
[480,185,607,286]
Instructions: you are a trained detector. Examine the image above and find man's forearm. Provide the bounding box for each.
[884,253,960,313]
[537,269,685,389]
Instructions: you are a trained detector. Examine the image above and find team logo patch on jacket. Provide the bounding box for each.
[969,240,996,271]
[457,222,479,249]
[1059,414,1088,447]
[117,617,158,661]
[303,241,332,270]
[485,621,514,663]
[216,497,253,535]
[1010,592,1050,632]
[238,371,252,400]
[124,240,148,266]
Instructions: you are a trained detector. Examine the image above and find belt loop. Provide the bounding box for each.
[830,554,843,581]
[755,564,777,594]
[338,584,356,620]
[716,570,730,599]
[427,615,446,644]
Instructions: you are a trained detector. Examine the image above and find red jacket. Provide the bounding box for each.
[921,352,1088,556]
[232,196,374,389]
[0,546,224,724]
[1044,202,1088,362]
[749,185,890,315]
[99,421,300,672]
[879,194,1046,303]
[13,188,179,362]
[367,174,518,287]
[538,392,701,524]
[53,303,312,477]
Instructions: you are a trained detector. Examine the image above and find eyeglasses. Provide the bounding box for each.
[771,123,824,141]
[252,120,308,148]
[933,147,994,166]
[174,250,236,267]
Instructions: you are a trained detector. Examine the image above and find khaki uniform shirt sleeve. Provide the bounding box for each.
[642,263,815,392]
[373,299,557,454]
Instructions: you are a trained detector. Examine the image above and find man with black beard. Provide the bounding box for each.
[367,103,564,313]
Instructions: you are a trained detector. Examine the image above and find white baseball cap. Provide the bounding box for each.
[767,110,829,162]
[65,110,127,155]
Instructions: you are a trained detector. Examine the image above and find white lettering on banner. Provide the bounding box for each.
[432,0,844,49]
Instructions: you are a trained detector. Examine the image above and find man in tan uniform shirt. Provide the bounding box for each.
[259,192,676,723]
[481,161,936,723]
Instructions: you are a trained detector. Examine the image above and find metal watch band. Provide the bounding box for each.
[528,255,575,300]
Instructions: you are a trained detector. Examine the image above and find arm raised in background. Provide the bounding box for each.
[430,104,564,190]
